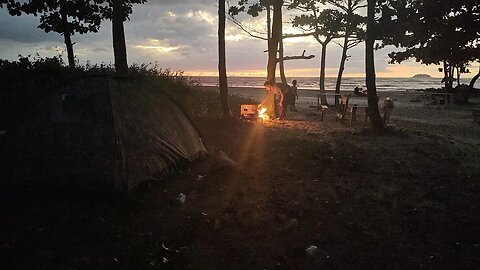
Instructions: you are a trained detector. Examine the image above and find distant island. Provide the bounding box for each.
[413,74,433,78]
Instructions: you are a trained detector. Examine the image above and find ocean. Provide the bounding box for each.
[194,76,479,92]
[193,76,479,104]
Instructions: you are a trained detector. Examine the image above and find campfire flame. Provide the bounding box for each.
[258,107,268,121]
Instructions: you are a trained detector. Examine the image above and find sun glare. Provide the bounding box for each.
[134,39,181,53]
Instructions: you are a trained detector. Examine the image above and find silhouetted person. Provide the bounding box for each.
[289,80,299,112]
[354,85,367,96]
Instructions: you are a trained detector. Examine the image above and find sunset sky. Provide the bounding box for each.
[0,1,454,78]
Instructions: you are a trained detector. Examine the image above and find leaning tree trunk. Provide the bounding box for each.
[63,32,75,69]
[113,0,128,74]
[469,67,480,91]
[365,0,384,129]
[218,0,230,116]
[335,35,349,105]
[465,66,480,102]
[61,13,75,68]
[319,42,328,105]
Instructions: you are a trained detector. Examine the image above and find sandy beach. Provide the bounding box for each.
[202,85,480,139]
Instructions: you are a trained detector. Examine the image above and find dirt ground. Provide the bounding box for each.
[2,97,480,269]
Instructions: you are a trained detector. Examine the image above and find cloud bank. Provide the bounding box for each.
[0,2,443,78]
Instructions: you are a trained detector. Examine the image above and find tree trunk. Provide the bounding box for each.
[456,66,461,86]
[443,61,449,90]
[319,42,328,105]
[279,38,287,84]
[335,35,349,105]
[267,5,271,40]
[335,0,353,106]
[61,13,75,68]
[442,61,454,91]
[447,62,454,91]
[113,0,128,74]
[278,1,286,84]
[449,67,454,90]
[218,0,230,116]
[265,1,282,118]
[365,0,383,129]
[63,32,75,69]
[267,0,282,82]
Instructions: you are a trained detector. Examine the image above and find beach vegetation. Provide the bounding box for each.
[0,54,253,129]
[380,0,479,93]
[328,0,365,105]
[290,1,344,106]
[289,0,365,106]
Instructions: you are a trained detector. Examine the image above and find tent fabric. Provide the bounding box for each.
[4,76,206,191]
[108,78,205,190]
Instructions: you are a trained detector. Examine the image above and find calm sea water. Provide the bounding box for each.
[194,76,479,92]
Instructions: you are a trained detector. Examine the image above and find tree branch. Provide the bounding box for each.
[346,39,362,49]
[283,31,315,39]
[276,50,315,62]
[227,15,268,40]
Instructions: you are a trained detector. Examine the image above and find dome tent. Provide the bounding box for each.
[4,76,206,191]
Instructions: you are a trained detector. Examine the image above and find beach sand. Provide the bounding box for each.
[203,85,480,140]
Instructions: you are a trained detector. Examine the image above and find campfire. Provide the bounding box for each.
[257,107,269,121]
[240,104,269,122]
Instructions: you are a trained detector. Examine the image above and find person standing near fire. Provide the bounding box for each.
[260,81,286,120]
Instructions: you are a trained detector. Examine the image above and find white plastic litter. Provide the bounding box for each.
[178,193,186,203]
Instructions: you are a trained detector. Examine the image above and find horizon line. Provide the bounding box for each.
[189,75,446,79]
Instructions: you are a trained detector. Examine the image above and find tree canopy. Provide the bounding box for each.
[290,0,344,105]
[1,0,105,68]
[379,0,480,88]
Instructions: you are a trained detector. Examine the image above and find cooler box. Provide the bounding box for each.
[240,104,258,118]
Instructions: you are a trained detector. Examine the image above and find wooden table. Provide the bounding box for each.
[473,108,480,126]
[423,92,454,107]
[349,105,369,126]
[316,93,349,108]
